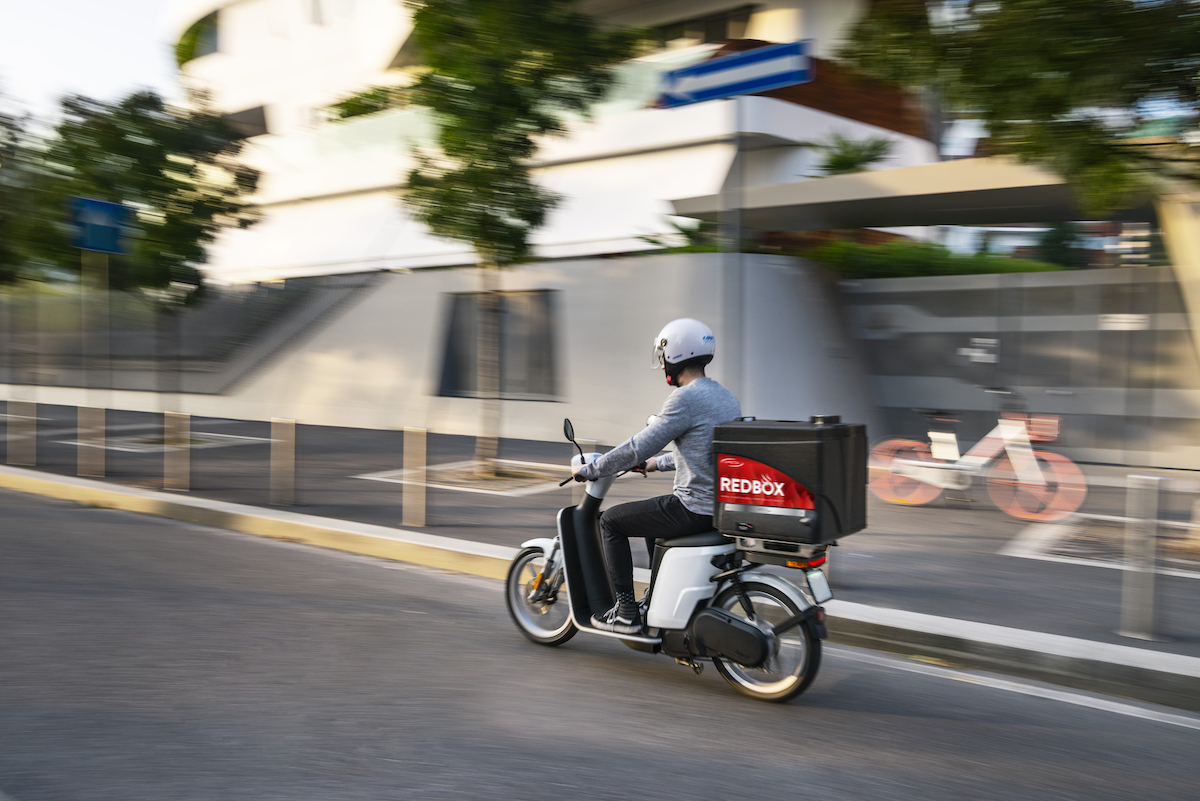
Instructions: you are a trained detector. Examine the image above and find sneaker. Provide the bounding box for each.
[590,602,642,635]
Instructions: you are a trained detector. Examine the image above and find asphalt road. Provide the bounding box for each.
[3,490,1199,800]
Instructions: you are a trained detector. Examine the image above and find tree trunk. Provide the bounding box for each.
[474,263,501,478]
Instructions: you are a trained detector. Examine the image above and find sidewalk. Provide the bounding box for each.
[5,403,1200,673]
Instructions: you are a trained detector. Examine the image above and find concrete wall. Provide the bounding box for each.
[3,253,876,445]
[841,266,1200,469]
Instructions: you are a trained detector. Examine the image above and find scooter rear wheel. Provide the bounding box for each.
[505,547,577,646]
[710,582,821,703]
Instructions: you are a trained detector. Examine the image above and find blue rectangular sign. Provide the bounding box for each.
[70,196,128,254]
[659,40,813,109]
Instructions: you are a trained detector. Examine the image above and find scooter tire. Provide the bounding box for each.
[710,582,821,703]
[505,547,577,647]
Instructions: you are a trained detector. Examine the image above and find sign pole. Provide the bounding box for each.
[71,197,125,477]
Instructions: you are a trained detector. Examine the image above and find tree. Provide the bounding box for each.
[0,100,30,283]
[1037,221,1086,269]
[839,0,1200,213]
[25,90,259,300]
[402,0,640,473]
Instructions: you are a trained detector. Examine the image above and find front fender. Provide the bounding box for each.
[519,537,557,556]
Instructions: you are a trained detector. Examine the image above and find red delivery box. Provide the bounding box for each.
[712,415,867,546]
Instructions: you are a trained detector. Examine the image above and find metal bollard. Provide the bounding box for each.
[77,406,105,477]
[1118,474,1163,640]
[6,400,36,466]
[403,427,427,528]
[270,418,295,506]
[164,412,190,492]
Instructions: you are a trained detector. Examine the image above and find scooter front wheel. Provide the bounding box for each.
[710,582,821,703]
[505,547,577,646]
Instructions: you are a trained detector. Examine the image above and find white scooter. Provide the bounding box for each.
[505,419,832,703]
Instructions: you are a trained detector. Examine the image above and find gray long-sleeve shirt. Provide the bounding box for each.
[577,376,742,515]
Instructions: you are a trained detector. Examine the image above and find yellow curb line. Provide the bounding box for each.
[0,467,512,581]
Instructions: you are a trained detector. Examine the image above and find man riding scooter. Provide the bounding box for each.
[572,318,741,634]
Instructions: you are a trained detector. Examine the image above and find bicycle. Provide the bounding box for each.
[868,392,1087,522]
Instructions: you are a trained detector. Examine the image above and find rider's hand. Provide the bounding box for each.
[645,457,659,473]
[571,464,588,482]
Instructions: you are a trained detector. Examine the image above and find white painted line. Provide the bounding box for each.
[356,459,570,498]
[55,432,273,452]
[825,598,1200,677]
[1002,521,1200,580]
[1000,522,1078,558]
[833,646,1200,732]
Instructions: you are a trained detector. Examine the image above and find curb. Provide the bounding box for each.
[2,465,1198,712]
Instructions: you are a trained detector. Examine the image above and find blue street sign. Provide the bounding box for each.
[659,40,813,109]
[70,196,128,254]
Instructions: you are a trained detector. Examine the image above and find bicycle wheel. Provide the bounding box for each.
[869,439,944,506]
[987,450,1087,522]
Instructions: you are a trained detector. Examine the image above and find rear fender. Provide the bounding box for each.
[722,571,812,614]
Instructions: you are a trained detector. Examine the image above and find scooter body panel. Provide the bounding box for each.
[646,542,736,629]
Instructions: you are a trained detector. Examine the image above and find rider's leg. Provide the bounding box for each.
[594,495,713,631]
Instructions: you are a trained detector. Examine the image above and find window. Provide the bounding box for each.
[438,290,559,400]
[654,6,753,49]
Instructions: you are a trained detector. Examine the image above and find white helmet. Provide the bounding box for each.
[652,318,715,384]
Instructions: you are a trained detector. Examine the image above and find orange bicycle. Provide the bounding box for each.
[869,398,1087,522]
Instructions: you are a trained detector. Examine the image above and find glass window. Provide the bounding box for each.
[438,290,560,400]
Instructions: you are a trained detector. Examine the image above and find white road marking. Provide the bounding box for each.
[356,459,570,497]
[1002,521,1200,580]
[831,646,1200,732]
[999,521,1077,559]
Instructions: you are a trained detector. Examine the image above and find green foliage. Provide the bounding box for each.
[0,104,31,283]
[22,90,259,302]
[812,134,895,175]
[638,219,720,252]
[401,0,641,267]
[176,13,218,68]
[839,0,1200,214]
[329,85,409,121]
[811,239,1064,279]
[1037,222,1087,269]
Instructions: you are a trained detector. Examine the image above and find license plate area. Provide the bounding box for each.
[805,568,833,604]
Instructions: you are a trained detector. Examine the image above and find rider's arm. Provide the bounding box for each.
[576,393,691,481]
[654,452,675,472]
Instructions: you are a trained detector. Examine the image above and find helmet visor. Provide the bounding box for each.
[651,338,667,370]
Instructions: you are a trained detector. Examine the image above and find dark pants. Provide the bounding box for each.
[600,494,713,596]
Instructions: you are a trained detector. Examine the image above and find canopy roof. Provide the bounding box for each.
[671,157,1078,230]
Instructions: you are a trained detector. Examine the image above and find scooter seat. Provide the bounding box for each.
[658,530,730,548]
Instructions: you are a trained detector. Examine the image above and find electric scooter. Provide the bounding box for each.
[504,419,832,703]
